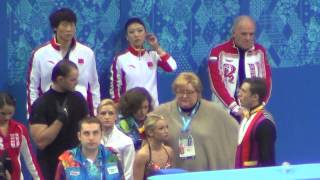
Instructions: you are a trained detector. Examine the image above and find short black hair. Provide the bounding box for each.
[49,8,77,30]
[51,60,78,82]
[0,92,16,108]
[124,17,146,34]
[119,87,153,118]
[78,116,102,132]
[242,78,267,104]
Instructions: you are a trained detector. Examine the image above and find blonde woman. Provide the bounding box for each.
[97,99,135,180]
[133,114,174,180]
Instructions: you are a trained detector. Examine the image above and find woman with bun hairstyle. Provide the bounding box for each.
[109,17,177,106]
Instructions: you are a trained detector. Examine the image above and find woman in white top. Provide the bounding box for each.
[109,17,177,105]
[97,99,135,180]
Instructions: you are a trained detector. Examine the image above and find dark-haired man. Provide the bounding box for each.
[27,7,100,116]
[55,117,124,180]
[235,77,276,168]
[29,60,89,180]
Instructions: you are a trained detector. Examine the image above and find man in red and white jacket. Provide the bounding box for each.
[208,16,271,120]
[27,8,100,116]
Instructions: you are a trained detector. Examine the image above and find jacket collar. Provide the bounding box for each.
[50,36,76,51]
[128,45,146,56]
[73,145,103,163]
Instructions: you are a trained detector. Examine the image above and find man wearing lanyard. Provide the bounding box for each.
[236,77,276,168]
[55,117,124,180]
[27,7,100,116]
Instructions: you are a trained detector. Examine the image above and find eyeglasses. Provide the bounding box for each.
[176,90,197,96]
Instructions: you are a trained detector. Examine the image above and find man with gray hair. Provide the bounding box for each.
[208,15,272,121]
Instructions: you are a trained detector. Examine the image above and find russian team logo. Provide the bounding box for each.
[223,64,236,83]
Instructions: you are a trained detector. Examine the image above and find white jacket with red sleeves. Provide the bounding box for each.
[27,37,100,116]
[208,39,272,112]
[110,46,177,105]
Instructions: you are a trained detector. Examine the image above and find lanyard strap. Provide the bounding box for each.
[63,44,73,60]
[178,101,200,132]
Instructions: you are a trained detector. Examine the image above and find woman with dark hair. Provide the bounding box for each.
[0,92,43,179]
[117,87,153,150]
[109,17,177,105]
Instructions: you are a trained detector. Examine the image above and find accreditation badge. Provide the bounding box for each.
[107,165,119,175]
[178,133,195,159]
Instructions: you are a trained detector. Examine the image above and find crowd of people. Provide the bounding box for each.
[0,7,277,180]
